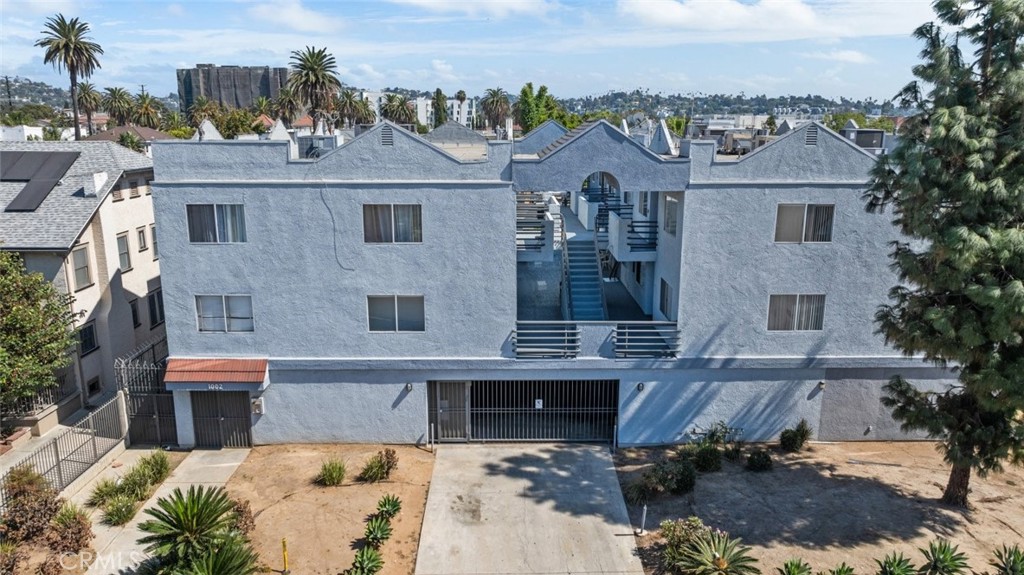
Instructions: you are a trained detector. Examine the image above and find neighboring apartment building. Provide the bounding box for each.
[0,141,164,434]
[150,119,952,449]
[176,63,289,112]
[415,96,478,128]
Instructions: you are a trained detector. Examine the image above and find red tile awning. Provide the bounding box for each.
[164,358,267,384]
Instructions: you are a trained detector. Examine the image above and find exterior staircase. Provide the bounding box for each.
[564,239,607,320]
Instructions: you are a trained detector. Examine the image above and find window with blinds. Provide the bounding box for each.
[768,294,826,331]
[774,204,834,243]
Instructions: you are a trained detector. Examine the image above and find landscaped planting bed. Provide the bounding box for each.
[225,444,433,575]
[615,441,1024,575]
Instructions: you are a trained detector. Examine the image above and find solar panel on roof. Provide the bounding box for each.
[2,151,80,212]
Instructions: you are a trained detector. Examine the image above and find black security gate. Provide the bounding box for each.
[428,380,618,442]
[191,392,252,448]
[116,339,177,447]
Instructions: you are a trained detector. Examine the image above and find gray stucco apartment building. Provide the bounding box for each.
[150,119,952,448]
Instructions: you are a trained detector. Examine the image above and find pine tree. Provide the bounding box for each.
[865,0,1024,507]
[431,88,447,128]
[516,82,537,133]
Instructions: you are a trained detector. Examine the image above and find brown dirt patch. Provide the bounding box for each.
[616,441,1024,574]
[226,444,434,575]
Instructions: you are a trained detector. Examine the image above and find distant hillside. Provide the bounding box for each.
[557,89,894,117]
[2,76,179,111]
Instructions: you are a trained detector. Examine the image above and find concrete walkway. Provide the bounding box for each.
[67,449,250,574]
[415,444,644,575]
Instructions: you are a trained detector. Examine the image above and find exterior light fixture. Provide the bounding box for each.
[637,382,645,392]
[818,381,826,391]
[406,383,413,392]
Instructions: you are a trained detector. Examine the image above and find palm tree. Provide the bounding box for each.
[161,111,187,132]
[354,98,376,125]
[251,96,272,118]
[134,92,160,129]
[480,87,510,133]
[274,87,301,128]
[35,14,103,141]
[381,93,414,124]
[102,87,133,126]
[431,88,448,128]
[117,131,144,153]
[137,485,237,568]
[186,536,259,575]
[287,46,341,132]
[334,90,359,128]
[188,96,219,127]
[455,89,467,124]
[76,82,101,136]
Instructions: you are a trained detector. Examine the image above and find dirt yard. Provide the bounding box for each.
[616,442,1024,574]
[226,444,434,575]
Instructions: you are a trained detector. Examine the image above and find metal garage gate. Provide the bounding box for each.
[190,392,253,448]
[428,380,618,442]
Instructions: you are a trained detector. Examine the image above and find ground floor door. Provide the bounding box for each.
[190,391,253,448]
[127,392,177,446]
[428,380,618,442]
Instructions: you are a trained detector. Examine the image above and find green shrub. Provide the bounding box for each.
[694,445,722,472]
[623,474,658,505]
[777,559,812,575]
[919,540,968,575]
[670,532,760,575]
[103,494,138,526]
[989,545,1024,575]
[138,451,172,484]
[676,444,699,460]
[365,515,393,548]
[780,419,813,452]
[87,477,121,507]
[316,458,347,486]
[185,535,260,575]
[724,441,745,462]
[119,465,155,501]
[3,465,50,497]
[827,563,855,575]
[661,517,726,570]
[350,546,384,574]
[137,485,238,567]
[46,502,93,553]
[652,459,697,494]
[1,466,61,542]
[376,494,402,519]
[876,552,915,575]
[746,449,773,472]
[358,449,399,483]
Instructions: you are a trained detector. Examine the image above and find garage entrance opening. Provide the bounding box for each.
[428,380,618,442]
[191,391,253,448]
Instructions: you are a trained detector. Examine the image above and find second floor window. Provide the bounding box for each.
[364,204,422,243]
[196,295,254,332]
[639,192,649,217]
[79,321,99,355]
[368,295,425,332]
[187,204,247,243]
[774,204,835,243]
[663,196,678,235]
[148,288,165,328]
[151,225,159,259]
[768,294,826,331]
[71,245,92,290]
[659,279,673,319]
[137,227,148,251]
[117,233,131,271]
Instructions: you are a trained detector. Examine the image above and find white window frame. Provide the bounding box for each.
[137,226,148,252]
[366,295,426,332]
[663,195,678,236]
[767,293,826,331]
[363,204,423,244]
[116,232,132,272]
[195,294,255,333]
[774,204,835,244]
[71,244,93,291]
[150,224,159,260]
[186,204,247,244]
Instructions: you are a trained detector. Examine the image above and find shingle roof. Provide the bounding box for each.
[84,125,175,143]
[422,120,486,146]
[0,141,151,251]
[537,122,596,158]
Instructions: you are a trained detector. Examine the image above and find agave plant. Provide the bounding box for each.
[350,546,384,574]
[876,552,915,575]
[365,515,393,548]
[828,563,855,575]
[183,535,259,575]
[989,545,1024,575]
[137,485,237,567]
[672,532,761,575]
[777,559,812,575]
[377,494,402,519]
[919,540,968,575]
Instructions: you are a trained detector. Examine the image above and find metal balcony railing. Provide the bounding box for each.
[513,321,679,359]
[613,322,680,358]
[7,372,78,416]
[513,322,581,359]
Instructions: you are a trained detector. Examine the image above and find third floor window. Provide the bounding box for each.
[774,204,834,243]
[364,204,423,243]
[187,204,247,243]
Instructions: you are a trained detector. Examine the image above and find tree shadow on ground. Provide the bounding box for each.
[480,444,632,529]
[619,450,965,551]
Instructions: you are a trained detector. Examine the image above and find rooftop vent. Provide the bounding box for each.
[805,125,819,146]
[381,125,394,146]
[86,171,107,197]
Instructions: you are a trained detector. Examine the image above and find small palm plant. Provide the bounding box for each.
[377,494,402,519]
[876,552,915,575]
[989,545,1024,575]
[184,535,260,575]
[137,485,237,567]
[919,540,968,575]
[777,559,812,575]
[364,515,393,549]
[672,532,761,575]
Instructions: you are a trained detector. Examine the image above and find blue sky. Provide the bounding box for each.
[1,0,936,101]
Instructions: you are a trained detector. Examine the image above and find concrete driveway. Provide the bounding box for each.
[415,444,644,575]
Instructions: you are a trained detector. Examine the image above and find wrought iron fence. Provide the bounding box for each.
[6,371,78,417]
[116,337,176,446]
[0,394,126,512]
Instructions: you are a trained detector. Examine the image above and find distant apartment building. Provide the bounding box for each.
[0,141,164,434]
[176,64,289,112]
[415,96,477,128]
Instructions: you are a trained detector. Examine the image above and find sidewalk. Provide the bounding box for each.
[66,448,250,574]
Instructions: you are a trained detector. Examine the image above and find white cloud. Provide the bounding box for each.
[166,4,185,17]
[387,0,556,18]
[247,0,344,33]
[802,49,872,64]
[431,59,458,82]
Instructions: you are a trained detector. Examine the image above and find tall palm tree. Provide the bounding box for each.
[117,131,144,153]
[334,90,359,128]
[354,98,376,125]
[35,14,103,141]
[102,87,133,126]
[431,88,448,128]
[187,96,218,127]
[161,111,187,132]
[480,87,510,133]
[274,87,301,128]
[134,92,160,129]
[251,96,273,118]
[381,93,414,124]
[455,89,467,124]
[76,82,101,136]
[287,46,341,132]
